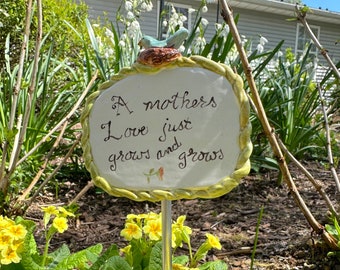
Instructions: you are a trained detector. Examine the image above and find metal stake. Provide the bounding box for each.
[161,200,172,270]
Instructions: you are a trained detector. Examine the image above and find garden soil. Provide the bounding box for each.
[27,162,340,269]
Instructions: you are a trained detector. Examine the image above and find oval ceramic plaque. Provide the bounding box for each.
[81,56,252,201]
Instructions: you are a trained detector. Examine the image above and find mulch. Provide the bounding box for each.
[26,162,340,269]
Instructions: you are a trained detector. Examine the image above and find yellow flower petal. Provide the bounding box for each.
[6,224,27,241]
[57,207,75,218]
[120,223,142,241]
[206,233,222,250]
[52,217,68,233]
[0,216,15,231]
[0,232,13,248]
[0,246,21,265]
[143,218,162,241]
[41,205,58,215]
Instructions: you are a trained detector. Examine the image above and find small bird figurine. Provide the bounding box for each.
[138,28,189,49]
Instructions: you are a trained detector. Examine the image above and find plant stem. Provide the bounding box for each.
[250,206,264,270]
[218,0,339,250]
[42,235,52,267]
[316,84,340,192]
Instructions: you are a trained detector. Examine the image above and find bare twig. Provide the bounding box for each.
[0,0,43,195]
[219,0,339,250]
[295,5,340,80]
[8,0,43,174]
[69,181,94,205]
[25,135,81,210]
[18,121,69,201]
[277,136,338,217]
[317,84,340,192]
[0,0,34,184]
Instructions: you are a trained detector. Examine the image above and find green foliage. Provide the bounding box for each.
[99,256,133,270]
[0,0,97,215]
[326,216,340,259]
[251,45,325,171]
[0,36,88,212]
[53,244,102,270]
[0,0,26,70]
[88,244,119,270]
[148,242,162,270]
[0,0,88,71]
[198,261,228,270]
[0,210,227,269]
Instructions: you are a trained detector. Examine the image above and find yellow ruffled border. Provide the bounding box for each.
[81,55,252,202]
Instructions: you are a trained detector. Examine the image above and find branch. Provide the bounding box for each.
[218,0,339,250]
[317,84,340,192]
[295,5,340,80]
[277,136,339,217]
[17,121,69,202]
[69,181,94,205]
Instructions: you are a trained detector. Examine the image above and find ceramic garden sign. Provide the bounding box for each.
[81,47,252,202]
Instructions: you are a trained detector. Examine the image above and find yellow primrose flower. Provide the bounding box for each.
[172,215,192,247]
[143,218,162,241]
[0,246,21,265]
[57,207,75,218]
[144,212,159,222]
[0,232,12,247]
[126,213,148,225]
[206,233,222,250]
[42,205,59,227]
[0,216,15,230]
[41,205,58,215]
[173,216,192,236]
[121,222,142,241]
[52,216,68,233]
[126,214,139,223]
[11,240,24,253]
[6,224,27,241]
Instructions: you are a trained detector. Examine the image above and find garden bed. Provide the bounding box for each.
[26,162,340,269]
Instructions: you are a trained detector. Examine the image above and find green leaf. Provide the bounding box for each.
[0,262,25,270]
[198,260,228,270]
[89,244,119,270]
[54,244,103,270]
[19,220,44,270]
[334,217,340,236]
[47,244,71,270]
[172,255,189,265]
[100,256,132,270]
[148,242,162,270]
[325,224,338,238]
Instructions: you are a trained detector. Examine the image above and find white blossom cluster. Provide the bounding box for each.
[163,4,188,35]
[118,0,153,39]
[256,36,269,53]
[93,0,153,68]
[190,3,209,55]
